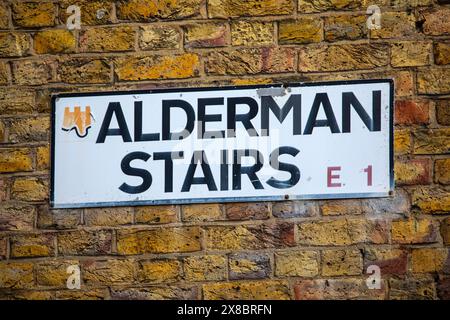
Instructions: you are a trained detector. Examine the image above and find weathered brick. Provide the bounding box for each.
[55,289,109,300]
[8,117,50,143]
[437,276,450,300]
[117,0,202,21]
[262,47,296,73]
[84,207,133,226]
[434,42,450,65]
[37,205,81,230]
[411,248,450,273]
[115,54,199,81]
[203,280,291,300]
[0,204,35,231]
[135,205,178,224]
[322,249,362,276]
[442,218,450,246]
[182,204,222,222]
[231,21,273,46]
[36,260,78,287]
[275,251,319,277]
[391,0,434,7]
[117,227,201,255]
[391,219,438,244]
[320,199,364,216]
[184,255,227,281]
[209,0,294,18]
[0,88,34,114]
[58,230,112,255]
[229,253,271,280]
[0,33,30,57]
[436,99,450,125]
[0,262,34,289]
[298,43,389,72]
[0,61,9,85]
[324,15,366,41]
[58,58,111,84]
[278,18,322,44]
[295,278,385,300]
[36,145,50,171]
[411,187,450,214]
[395,159,431,185]
[139,26,181,50]
[60,0,112,25]
[298,0,360,13]
[0,236,7,260]
[184,23,228,48]
[0,3,8,29]
[391,41,432,67]
[225,202,269,220]
[370,12,417,39]
[110,286,198,300]
[272,201,318,218]
[417,68,450,95]
[12,60,52,86]
[364,248,407,275]
[394,129,412,155]
[395,99,430,125]
[0,148,33,173]
[206,223,295,250]
[80,26,135,52]
[0,290,54,300]
[34,30,76,54]
[11,177,48,201]
[414,129,450,154]
[422,7,450,36]
[434,159,450,185]
[82,259,135,285]
[389,276,435,299]
[231,78,272,86]
[362,189,410,215]
[12,2,55,28]
[205,48,261,75]
[10,233,55,258]
[297,218,388,245]
[138,259,182,283]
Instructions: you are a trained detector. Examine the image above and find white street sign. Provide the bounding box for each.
[51,80,394,208]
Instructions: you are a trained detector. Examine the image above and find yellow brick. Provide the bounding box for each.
[414,129,450,154]
[135,205,178,224]
[8,117,50,143]
[392,219,438,244]
[417,68,450,95]
[411,187,450,214]
[182,203,223,222]
[275,251,319,277]
[84,207,133,226]
[184,255,227,281]
[434,43,450,65]
[60,0,112,25]
[137,259,181,283]
[117,227,201,255]
[391,41,432,67]
[82,259,135,285]
[115,53,200,81]
[0,33,30,57]
[11,177,48,201]
[36,260,79,287]
[394,129,411,155]
[184,23,228,48]
[0,61,9,84]
[34,30,76,54]
[209,0,294,18]
[80,26,135,52]
[139,26,180,50]
[279,18,322,44]
[117,0,202,20]
[231,21,273,46]
[299,0,360,13]
[12,2,55,28]
[321,249,362,276]
[411,248,449,273]
[203,280,291,300]
[0,149,33,173]
[435,159,450,184]
[58,58,111,84]
[0,262,34,289]
[0,3,8,29]
[11,233,55,258]
[37,145,50,171]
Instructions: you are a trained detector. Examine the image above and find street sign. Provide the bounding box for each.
[51,79,394,208]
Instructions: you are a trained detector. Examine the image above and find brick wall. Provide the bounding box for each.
[0,0,449,300]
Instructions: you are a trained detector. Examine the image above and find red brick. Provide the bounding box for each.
[395,100,430,125]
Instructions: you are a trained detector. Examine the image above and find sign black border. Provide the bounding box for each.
[50,79,394,209]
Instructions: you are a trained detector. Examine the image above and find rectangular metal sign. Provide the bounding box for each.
[51,80,394,208]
